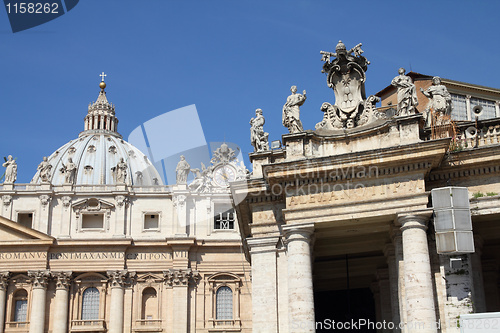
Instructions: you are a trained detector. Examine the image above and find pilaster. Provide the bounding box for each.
[384,243,400,332]
[164,269,200,333]
[107,270,128,333]
[52,271,72,333]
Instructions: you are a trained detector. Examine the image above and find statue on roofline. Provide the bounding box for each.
[421,76,452,126]
[391,67,418,116]
[250,108,269,152]
[282,86,307,134]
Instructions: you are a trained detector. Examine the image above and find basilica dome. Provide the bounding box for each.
[31,81,162,186]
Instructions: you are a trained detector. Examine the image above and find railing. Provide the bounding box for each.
[135,319,162,326]
[71,319,106,331]
[422,118,500,150]
[210,319,241,328]
[0,184,173,194]
[5,321,29,328]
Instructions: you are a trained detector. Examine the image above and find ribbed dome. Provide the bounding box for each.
[31,78,163,186]
[31,133,162,185]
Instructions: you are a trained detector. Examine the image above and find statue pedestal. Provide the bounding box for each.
[249,150,285,179]
[2,184,13,191]
[40,183,52,191]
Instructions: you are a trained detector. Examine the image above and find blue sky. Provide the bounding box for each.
[2,0,500,182]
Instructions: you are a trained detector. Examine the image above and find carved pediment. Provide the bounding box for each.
[0,216,54,243]
[72,198,115,211]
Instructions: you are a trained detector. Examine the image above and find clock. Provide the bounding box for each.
[213,165,236,187]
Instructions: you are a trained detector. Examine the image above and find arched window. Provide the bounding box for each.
[141,287,158,320]
[216,286,233,320]
[13,289,28,322]
[81,287,100,320]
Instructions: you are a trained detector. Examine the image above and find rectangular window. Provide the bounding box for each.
[82,214,104,229]
[17,213,33,229]
[14,300,27,322]
[470,97,496,120]
[144,214,159,230]
[451,94,467,121]
[214,209,235,230]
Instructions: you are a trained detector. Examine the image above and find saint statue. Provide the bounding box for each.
[2,155,17,183]
[282,85,306,133]
[62,158,77,184]
[391,68,418,116]
[420,76,452,126]
[37,156,52,182]
[176,155,190,185]
[115,158,128,183]
[250,108,269,152]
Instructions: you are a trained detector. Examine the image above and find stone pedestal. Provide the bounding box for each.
[28,271,50,333]
[283,224,315,333]
[247,236,279,333]
[397,211,437,333]
[52,272,71,333]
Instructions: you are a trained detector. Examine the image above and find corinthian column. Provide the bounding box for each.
[107,270,128,333]
[283,223,315,333]
[52,272,72,333]
[28,270,50,333]
[0,272,10,333]
[397,211,437,333]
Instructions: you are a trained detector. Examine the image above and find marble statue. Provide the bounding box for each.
[38,156,52,182]
[391,68,418,116]
[250,108,269,152]
[2,155,17,183]
[176,155,190,185]
[115,158,127,183]
[420,76,452,126]
[318,40,378,129]
[62,158,77,184]
[282,86,306,133]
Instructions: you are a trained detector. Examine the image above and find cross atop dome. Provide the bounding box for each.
[81,74,120,137]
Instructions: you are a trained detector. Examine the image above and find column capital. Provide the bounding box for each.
[246,236,280,254]
[28,270,50,289]
[163,268,200,287]
[0,272,9,290]
[395,209,432,231]
[107,270,128,288]
[282,223,314,243]
[51,271,72,290]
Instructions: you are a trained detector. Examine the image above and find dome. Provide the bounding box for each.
[31,79,163,186]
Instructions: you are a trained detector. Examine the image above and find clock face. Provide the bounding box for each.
[213,165,236,187]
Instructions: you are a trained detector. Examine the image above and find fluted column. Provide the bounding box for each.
[397,211,437,333]
[28,270,50,333]
[52,272,71,333]
[107,270,128,333]
[0,272,9,333]
[246,237,279,332]
[283,223,315,333]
